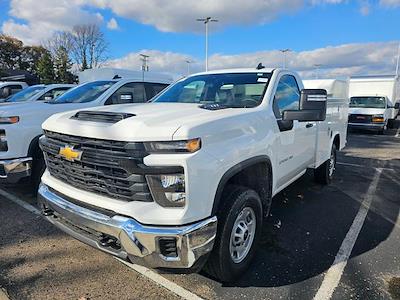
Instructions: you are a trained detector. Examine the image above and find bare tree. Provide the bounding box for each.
[44,31,73,58]
[70,24,108,71]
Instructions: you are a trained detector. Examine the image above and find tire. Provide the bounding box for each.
[30,146,46,193]
[204,185,263,282]
[314,143,337,185]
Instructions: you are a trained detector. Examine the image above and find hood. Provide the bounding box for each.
[0,101,96,122]
[42,103,251,141]
[348,107,386,115]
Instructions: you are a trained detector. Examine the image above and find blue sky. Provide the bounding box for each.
[1,0,400,77]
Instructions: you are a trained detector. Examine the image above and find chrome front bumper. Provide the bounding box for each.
[0,157,32,183]
[37,184,218,269]
[348,123,385,131]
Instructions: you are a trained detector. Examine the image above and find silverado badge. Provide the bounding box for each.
[59,145,82,162]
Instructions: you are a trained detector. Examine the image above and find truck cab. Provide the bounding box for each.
[38,68,349,282]
[0,81,28,101]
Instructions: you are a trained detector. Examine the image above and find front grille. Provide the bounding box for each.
[348,114,372,124]
[40,130,152,202]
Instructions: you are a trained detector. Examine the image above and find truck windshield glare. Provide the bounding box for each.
[51,81,115,104]
[6,86,45,102]
[350,96,386,109]
[153,73,271,108]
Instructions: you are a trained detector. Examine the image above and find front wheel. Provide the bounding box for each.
[314,143,337,185]
[204,185,263,282]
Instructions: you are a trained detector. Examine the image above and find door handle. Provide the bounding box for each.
[306,123,314,128]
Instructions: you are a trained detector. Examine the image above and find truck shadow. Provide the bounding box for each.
[210,160,399,288]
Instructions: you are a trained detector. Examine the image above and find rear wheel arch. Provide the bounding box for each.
[212,156,273,217]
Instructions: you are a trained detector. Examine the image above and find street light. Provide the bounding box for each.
[185,60,193,76]
[314,64,322,79]
[197,17,218,72]
[139,54,149,82]
[396,42,400,76]
[279,49,292,69]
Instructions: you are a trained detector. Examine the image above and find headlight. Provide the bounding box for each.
[146,173,186,207]
[372,115,384,123]
[145,138,201,153]
[0,130,7,151]
[0,116,19,124]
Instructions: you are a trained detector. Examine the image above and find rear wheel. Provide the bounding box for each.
[204,185,263,282]
[314,143,337,185]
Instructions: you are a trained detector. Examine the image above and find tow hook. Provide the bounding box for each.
[99,236,119,249]
[42,208,54,216]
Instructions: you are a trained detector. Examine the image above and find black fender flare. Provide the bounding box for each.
[27,134,43,158]
[211,155,273,215]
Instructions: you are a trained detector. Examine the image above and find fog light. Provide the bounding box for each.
[146,174,186,207]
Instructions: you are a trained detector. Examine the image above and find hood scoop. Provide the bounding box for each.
[198,103,228,111]
[71,111,135,124]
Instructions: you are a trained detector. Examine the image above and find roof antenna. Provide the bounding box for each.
[113,75,122,80]
[256,63,265,70]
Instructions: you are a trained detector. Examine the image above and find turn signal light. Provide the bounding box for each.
[372,117,384,123]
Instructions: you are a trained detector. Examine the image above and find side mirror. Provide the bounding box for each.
[1,87,11,99]
[395,102,400,109]
[283,89,327,122]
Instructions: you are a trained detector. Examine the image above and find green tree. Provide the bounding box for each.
[0,34,23,70]
[36,50,55,84]
[54,46,74,83]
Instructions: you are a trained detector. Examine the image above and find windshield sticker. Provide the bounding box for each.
[257,78,269,83]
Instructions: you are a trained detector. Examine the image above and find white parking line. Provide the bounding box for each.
[0,188,41,216]
[313,168,382,300]
[337,162,394,171]
[116,258,204,300]
[0,188,204,300]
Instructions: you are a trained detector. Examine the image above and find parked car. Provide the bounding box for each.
[348,75,400,134]
[1,84,75,104]
[0,75,171,190]
[38,68,349,282]
[0,81,28,101]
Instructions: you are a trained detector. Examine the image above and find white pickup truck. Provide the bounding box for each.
[0,77,171,189]
[38,68,349,282]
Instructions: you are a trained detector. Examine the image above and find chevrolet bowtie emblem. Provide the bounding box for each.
[59,145,83,162]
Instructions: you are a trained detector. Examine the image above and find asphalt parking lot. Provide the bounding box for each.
[0,121,399,300]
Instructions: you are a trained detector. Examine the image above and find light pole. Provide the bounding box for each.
[279,49,291,69]
[185,60,193,76]
[139,54,149,82]
[197,17,218,71]
[314,64,322,79]
[396,41,400,76]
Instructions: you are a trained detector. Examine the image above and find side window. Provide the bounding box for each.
[38,88,70,101]
[145,83,169,100]
[9,85,23,95]
[273,75,300,118]
[105,83,147,105]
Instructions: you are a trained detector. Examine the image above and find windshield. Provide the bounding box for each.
[6,86,45,103]
[350,96,386,109]
[52,81,115,104]
[152,73,271,108]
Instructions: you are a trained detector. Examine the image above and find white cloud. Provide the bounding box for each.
[379,0,400,6]
[1,0,103,45]
[107,18,119,30]
[106,42,399,78]
[105,50,201,76]
[92,0,303,33]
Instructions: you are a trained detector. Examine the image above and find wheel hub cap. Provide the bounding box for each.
[229,207,256,264]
